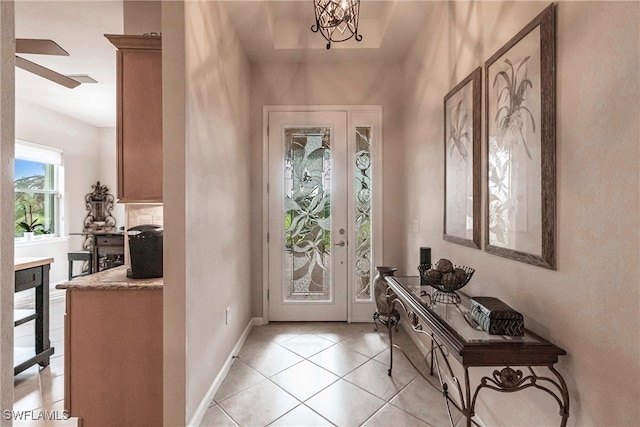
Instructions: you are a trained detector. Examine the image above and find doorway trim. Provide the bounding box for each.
[262,105,383,324]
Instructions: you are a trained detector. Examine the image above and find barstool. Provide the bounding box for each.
[68,250,93,280]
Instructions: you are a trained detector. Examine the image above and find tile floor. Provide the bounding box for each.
[13,289,73,427]
[13,290,461,427]
[201,322,463,427]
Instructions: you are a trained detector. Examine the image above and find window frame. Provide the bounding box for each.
[14,140,64,241]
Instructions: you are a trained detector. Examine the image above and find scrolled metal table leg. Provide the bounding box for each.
[469,365,570,427]
[387,310,394,376]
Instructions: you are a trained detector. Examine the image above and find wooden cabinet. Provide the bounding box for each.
[105,34,162,203]
[58,267,163,426]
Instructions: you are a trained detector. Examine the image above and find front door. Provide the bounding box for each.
[267,108,381,321]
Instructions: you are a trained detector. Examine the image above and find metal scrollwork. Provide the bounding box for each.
[82,181,117,250]
[385,276,570,427]
[83,181,116,231]
[407,311,421,330]
[472,365,570,426]
[494,367,524,389]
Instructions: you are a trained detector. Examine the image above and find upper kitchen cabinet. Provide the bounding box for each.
[105,34,162,203]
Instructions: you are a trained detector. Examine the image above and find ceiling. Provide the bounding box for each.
[223,1,433,63]
[15,1,124,128]
[15,1,432,129]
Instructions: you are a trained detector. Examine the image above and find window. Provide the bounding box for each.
[14,140,63,239]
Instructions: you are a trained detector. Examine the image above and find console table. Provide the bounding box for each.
[14,257,55,375]
[71,231,125,273]
[89,232,125,272]
[385,276,569,427]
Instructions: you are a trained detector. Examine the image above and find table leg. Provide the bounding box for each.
[430,334,435,376]
[93,245,99,273]
[387,307,394,376]
[469,365,570,427]
[464,367,473,427]
[35,264,51,367]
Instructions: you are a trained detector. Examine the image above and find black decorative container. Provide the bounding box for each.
[470,297,524,336]
[418,247,431,285]
[127,224,163,279]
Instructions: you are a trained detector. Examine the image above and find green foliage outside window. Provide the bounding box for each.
[14,160,56,237]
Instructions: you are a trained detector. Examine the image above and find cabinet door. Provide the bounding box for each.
[119,48,162,202]
[107,34,162,203]
[65,288,163,426]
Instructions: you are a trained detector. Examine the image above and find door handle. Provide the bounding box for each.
[334,241,346,247]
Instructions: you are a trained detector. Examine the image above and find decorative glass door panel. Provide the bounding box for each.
[283,128,332,302]
[269,111,348,321]
[267,108,381,322]
[354,127,372,301]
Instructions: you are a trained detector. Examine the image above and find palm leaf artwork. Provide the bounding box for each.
[487,139,512,245]
[446,98,473,225]
[493,57,536,160]
[449,99,470,162]
[284,132,332,295]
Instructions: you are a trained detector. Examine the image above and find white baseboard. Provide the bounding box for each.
[187,317,262,427]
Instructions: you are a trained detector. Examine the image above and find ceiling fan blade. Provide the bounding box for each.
[16,38,69,56]
[15,56,80,89]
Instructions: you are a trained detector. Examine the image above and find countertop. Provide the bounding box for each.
[15,257,55,271]
[56,265,163,290]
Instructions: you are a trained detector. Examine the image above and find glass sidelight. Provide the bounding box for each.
[354,127,372,301]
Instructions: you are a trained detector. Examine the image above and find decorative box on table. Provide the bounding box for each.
[470,297,524,336]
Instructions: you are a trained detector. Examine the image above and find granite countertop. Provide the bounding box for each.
[56,265,163,290]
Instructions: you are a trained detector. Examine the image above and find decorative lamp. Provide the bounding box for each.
[311,0,363,49]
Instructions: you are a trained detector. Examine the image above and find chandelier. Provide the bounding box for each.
[311,0,363,49]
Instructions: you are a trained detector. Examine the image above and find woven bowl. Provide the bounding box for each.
[420,264,475,293]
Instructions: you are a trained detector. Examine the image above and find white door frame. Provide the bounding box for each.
[262,105,383,324]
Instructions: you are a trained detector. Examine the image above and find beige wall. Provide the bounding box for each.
[163,1,252,424]
[402,1,639,425]
[249,61,407,316]
[14,100,109,284]
[0,1,14,421]
[123,0,161,35]
[97,127,125,228]
[165,0,639,424]
[162,1,186,423]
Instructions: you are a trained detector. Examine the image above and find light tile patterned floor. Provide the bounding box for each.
[13,291,462,427]
[13,289,75,427]
[202,322,463,427]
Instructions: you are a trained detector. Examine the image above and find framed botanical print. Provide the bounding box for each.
[444,67,481,249]
[484,3,556,269]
